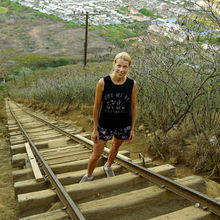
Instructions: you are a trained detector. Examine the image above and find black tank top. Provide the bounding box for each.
[98,75,134,129]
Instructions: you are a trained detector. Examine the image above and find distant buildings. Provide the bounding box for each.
[11,0,215,44]
[149,18,187,42]
[11,0,190,26]
[11,0,133,25]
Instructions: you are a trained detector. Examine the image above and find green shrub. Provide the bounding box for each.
[90,24,139,47]
[64,21,79,28]
[0,7,7,14]
[139,8,154,17]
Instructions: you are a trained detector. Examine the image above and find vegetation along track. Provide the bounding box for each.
[6,99,220,220]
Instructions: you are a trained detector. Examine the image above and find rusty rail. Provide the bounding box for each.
[7,101,86,220]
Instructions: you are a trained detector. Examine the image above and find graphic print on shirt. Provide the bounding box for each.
[104,92,130,114]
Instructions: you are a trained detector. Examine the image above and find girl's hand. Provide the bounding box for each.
[91,130,99,143]
[128,130,135,142]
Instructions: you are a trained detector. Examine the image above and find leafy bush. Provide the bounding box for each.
[129,26,220,175]
[90,24,139,47]
[0,7,7,14]
[139,8,154,17]
[0,0,11,7]
[64,21,79,28]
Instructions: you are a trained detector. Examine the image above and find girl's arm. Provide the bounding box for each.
[92,78,104,143]
[129,80,137,142]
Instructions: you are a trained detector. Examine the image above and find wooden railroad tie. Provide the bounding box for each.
[25,143,44,182]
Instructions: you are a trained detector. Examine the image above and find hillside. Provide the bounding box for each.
[0,2,114,65]
[1,0,219,180]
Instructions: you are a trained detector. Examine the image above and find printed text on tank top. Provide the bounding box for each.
[98,75,134,129]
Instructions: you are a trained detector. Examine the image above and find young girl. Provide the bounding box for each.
[80,52,136,183]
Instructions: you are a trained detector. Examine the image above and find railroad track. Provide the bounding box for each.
[6,99,220,220]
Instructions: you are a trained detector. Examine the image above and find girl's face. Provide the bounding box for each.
[113,58,130,79]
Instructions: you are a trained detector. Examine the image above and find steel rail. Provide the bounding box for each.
[7,102,86,220]
[14,102,220,217]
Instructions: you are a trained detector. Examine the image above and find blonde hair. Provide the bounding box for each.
[113,52,132,66]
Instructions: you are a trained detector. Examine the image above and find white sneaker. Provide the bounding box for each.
[79,174,94,183]
[104,162,115,177]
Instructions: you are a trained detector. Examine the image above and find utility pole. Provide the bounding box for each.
[83,12,101,68]
[84,12,89,68]
[71,11,101,68]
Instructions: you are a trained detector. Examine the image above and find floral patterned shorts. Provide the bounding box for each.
[98,125,131,141]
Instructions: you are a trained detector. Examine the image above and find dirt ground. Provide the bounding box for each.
[0,103,220,219]
[0,12,114,63]
[0,22,112,56]
[26,24,112,56]
[0,122,19,220]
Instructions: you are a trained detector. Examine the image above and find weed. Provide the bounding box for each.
[0,7,7,14]
[90,24,141,47]
[64,21,79,28]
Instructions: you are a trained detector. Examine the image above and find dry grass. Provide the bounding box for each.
[144,117,220,179]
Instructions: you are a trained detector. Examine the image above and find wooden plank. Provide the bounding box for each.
[20,209,68,220]
[43,149,90,160]
[12,158,105,182]
[25,143,44,182]
[40,144,82,154]
[149,196,220,220]
[14,164,174,195]
[47,152,91,165]
[11,142,48,155]
[79,176,206,220]
[18,175,205,215]
[12,153,28,168]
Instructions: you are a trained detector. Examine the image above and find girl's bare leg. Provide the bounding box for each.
[107,137,124,167]
[87,139,107,177]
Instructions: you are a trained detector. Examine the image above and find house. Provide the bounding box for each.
[99,17,104,22]
[166,18,177,23]
[152,18,166,24]
[148,23,186,43]
[128,6,139,15]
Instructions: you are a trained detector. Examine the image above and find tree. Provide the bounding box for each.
[183,0,220,28]
[139,8,154,17]
[129,0,220,176]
